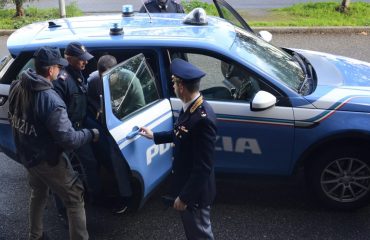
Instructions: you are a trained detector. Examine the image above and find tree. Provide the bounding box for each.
[337,0,351,13]
[0,0,34,17]
[14,0,25,16]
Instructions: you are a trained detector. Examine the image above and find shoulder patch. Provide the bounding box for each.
[59,71,68,81]
[190,96,203,114]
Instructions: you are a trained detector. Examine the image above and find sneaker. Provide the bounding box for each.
[112,202,128,214]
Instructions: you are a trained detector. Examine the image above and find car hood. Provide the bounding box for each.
[295,49,370,112]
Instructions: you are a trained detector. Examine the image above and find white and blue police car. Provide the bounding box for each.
[0,0,370,210]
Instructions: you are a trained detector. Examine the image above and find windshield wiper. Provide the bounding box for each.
[293,52,312,94]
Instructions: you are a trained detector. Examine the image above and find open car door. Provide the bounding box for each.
[212,0,272,41]
[102,53,173,201]
[212,0,254,33]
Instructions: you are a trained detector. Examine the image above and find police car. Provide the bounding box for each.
[1,0,370,210]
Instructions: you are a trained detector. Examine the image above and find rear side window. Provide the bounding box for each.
[16,58,35,80]
[108,53,159,120]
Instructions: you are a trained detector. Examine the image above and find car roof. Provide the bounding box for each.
[7,13,237,57]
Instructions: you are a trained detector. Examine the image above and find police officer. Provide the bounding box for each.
[140,0,184,13]
[53,42,102,202]
[140,58,217,240]
[8,46,99,240]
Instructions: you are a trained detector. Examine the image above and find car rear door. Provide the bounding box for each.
[102,53,173,198]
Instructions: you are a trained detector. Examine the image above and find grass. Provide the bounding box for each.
[254,2,370,26]
[182,1,370,27]
[0,1,369,29]
[0,2,82,29]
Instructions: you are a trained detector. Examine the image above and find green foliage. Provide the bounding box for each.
[263,2,370,26]
[181,0,218,16]
[0,2,83,29]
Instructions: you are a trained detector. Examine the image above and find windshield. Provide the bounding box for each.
[231,29,305,92]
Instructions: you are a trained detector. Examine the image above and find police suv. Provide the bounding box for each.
[1,0,370,210]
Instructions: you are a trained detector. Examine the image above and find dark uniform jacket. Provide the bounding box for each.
[140,0,184,13]
[154,96,217,207]
[53,65,88,128]
[8,69,93,168]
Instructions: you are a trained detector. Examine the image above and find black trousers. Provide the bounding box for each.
[180,206,214,240]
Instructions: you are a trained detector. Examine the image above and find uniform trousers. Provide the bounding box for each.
[180,206,214,240]
[27,154,88,240]
[75,143,101,199]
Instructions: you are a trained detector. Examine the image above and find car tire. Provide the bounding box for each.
[306,145,370,210]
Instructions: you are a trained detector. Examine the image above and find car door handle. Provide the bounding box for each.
[0,96,7,106]
[126,126,140,140]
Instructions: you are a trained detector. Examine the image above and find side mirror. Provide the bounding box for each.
[258,30,272,42]
[251,90,276,111]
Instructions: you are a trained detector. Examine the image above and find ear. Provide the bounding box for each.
[48,66,54,76]
[178,82,185,93]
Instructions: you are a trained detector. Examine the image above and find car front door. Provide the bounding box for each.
[102,53,173,199]
[166,51,295,175]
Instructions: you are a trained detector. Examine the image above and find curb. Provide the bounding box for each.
[1,27,369,37]
[0,30,15,36]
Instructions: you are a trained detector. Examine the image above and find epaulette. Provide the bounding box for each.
[58,71,69,81]
[190,96,203,114]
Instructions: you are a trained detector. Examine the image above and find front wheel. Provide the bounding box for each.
[306,146,370,210]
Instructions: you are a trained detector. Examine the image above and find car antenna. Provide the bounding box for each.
[140,0,152,23]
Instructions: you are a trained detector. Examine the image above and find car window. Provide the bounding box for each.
[16,58,35,80]
[212,0,253,33]
[0,55,12,72]
[0,55,13,82]
[168,52,275,103]
[0,54,34,84]
[107,53,159,120]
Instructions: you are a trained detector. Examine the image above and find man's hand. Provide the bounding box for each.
[90,128,100,142]
[173,197,187,211]
[139,126,154,139]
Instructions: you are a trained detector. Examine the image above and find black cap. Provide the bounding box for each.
[64,42,93,61]
[170,58,206,82]
[34,46,68,67]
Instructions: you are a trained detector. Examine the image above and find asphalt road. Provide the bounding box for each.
[2,152,370,240]
[1,32,370,239]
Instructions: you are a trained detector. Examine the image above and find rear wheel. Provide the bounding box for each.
[306,146,370,210]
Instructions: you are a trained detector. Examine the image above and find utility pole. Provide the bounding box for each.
[58,0,66,18]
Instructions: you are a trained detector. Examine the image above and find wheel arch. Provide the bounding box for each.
[294,131,370,173]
